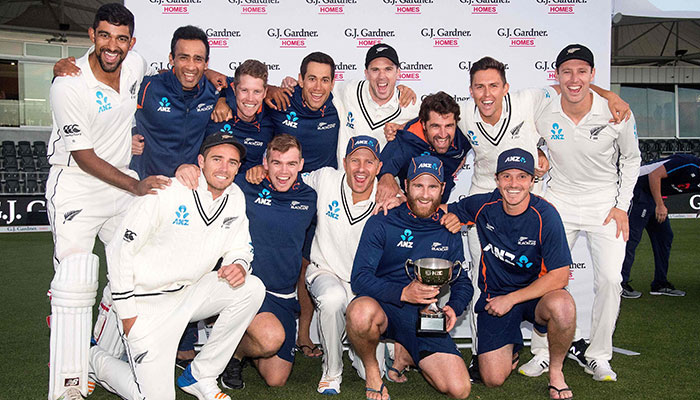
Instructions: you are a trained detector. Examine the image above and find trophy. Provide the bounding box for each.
[405,258,462,334]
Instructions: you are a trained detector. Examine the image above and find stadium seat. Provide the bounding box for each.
[24,175,39,193]
[638,140,650,153]
[4,176,20,193]
[33,141,47,157]
[37,156,51,172]
[3,156,19,171]
[17,141,32,157]
[1,141,15,158]
[21,156,36,172]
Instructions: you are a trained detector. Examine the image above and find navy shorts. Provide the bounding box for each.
[476,297,547,355]
[258,293,300,363]
[378,301,461,365]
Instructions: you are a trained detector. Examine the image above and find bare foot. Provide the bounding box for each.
[296,340,322,358]
[365,380,390,400]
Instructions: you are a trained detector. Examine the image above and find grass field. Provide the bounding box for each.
[2,219,698,399]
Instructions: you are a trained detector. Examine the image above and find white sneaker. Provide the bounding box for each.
[585,358,617,382]
[178,365,231,400]
[518,354,549,377]
[317,374,342,395]
[57,388,83,400]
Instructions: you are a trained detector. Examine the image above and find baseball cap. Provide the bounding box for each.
[365,43,400,69]
[555,44,594,69]
[345,135,381,159]
[496,148,534,176]
[200,131,247,159]
[407,155,444,183]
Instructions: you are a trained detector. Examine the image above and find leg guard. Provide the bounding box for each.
[49,253,99,399]
[93,286,125,358]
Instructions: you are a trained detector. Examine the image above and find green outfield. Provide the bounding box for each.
[2,219,698,399]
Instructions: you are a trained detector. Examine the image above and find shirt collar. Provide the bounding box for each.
[361,80,399,111]
[341,173,378,206]
[473,94,509,125]
[551,90,605,117]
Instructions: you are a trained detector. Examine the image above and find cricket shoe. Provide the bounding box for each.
[650,282,686,297]
[56,388,83,400]
[621,283,642,299]
[518,354,549,377]
[567,338,589,368]
[585,358,617,382]
[467,356,482,384]
[219,357,245,390]
[317,374,342,395]
[178,365,231,400]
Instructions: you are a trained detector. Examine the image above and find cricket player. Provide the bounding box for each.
[206,60,275,176]
[220,134,316,389]
[376,91,471,204]
[91,132,264,400]
[303,136,401,394]
[620,153,699,298]
[528,44,641,382]
[443,148,576,400]
[45,4,170,399]
[347,155,473,400]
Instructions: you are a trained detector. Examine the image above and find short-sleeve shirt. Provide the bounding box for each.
[638,153,700,196]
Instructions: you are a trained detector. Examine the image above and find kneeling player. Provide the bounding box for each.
[443,148,576,399]
[219,134,317,389]
[347,155,472,400]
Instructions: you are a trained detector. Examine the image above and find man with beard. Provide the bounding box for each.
[347,155,472,400]
[442,148,576,400]
[45,4,170,399]
[220,134,316,389]
[376,91,471,204]
[303,136,401,395]
[89,133,264,400]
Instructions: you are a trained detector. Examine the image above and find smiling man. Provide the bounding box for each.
[88,132,264,400]
[221,134,317,389]
[442,148,576,400]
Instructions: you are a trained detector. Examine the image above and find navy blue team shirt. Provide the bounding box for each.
[638,153,700,196]
[448,190,571,312]
[269,85,339,172]
[238,177,317,295]
[131,70,219,178]
[208,81,275,175]
[380,117,471,202]
[352,203,472,317]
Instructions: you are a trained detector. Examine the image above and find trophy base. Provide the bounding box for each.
[417,310,447,335]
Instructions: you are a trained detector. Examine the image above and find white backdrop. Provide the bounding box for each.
[125,0,611,341]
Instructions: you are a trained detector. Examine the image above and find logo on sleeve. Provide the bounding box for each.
[129,81,138,98]
[589,125,605,140]
[172,205,189,226]
[325,200,340,219]
[123,229,137,242]
[283,111,299,128]
[431,241,448,251]
[550,123,564,140]
[397,229,414,248]
[62,124,81,137]
[96,91,112,113]
[158,97,171,112]
[255,189,272,206]
[291,200,310,211]
[346,111,355,129]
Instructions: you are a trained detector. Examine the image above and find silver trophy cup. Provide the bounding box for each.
[405,258,462,334]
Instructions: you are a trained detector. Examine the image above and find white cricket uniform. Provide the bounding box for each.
[96,176,264,399]
[456,87,554,353]
[45,47,148,266]
[531,91,640,361]
[333,80,420,165]
[302,167,381,380]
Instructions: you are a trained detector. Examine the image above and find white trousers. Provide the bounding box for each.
[92,272,265,399]
[466,225,482,355]
[530,220,625,361]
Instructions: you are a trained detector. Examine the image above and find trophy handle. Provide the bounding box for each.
[405,259,415,281]
[448,260,463,284]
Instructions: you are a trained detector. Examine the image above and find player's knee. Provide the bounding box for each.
[482,373,506,388]
[346,298,377,332]
[263,371,289,387]
[446,378,471,398]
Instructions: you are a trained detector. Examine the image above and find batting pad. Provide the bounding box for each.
[93,286,124,358]
[49,253,99,399]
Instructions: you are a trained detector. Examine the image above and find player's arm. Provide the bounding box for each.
[485,267,570,317]
[264,84,293,111]
[648,164,669,223]
[396,84,417,107]
[375,139,408,206]
[444,242,473,321]
[604,113,640,241]
[220,191,254,287]
[351,218,412,306]
[72,149,170,195]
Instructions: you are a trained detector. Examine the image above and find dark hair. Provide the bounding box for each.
[418,91,461,123]
[234,59,268,85]
[267,134,302,158]
[93,3,135,37]
[469,56,507,86]
[300,52,335,81]
[170,25,210,61]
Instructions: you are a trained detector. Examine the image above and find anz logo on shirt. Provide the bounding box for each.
[96,91,112,113]
[467,130,479,146]
[326,200,340,219]
[397,229,414,248]
[173,205,190,226]
[483,243,514,265]
[158,97,172,113]
[255,188,272,206]
[283,111,299,128]
[346,111,355,129]
[550,123,564,140]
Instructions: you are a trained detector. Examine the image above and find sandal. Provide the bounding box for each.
[366,382,390,400]
[384,344,408,383]
[295,343,323,358]
[548,384,573,400]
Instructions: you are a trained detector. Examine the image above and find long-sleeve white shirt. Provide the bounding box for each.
[537,91,641,225]
[107,175,253,318]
